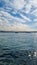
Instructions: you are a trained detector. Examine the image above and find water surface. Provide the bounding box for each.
[0,33,37,65]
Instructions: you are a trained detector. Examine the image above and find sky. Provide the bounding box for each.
[0,0,37,31]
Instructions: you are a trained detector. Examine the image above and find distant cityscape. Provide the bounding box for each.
[0,31,37,33]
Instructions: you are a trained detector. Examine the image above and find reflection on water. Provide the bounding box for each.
[0,33,37,65]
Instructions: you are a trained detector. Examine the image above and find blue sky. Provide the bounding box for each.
[0,0,37,31]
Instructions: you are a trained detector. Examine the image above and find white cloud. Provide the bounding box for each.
[31,9,37,17]
[9,24,34,31]
[29,0,37,7]
[12,0,25,10]
[32,22,37,27]
[0,10,31,23]
[0,10,34,31]
[33,18,37,27]
[24,0,37,14]
[34,23,37,26]
[20,14,31,21]
[4,0,25,10]
[2,0,37,15]
[0,23,34,31]
[34,19,37,22]
[25,3,32,13]
[0,0,37,31]
[32,0,37,7]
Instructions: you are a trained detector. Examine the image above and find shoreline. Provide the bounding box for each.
[0,31,37,33]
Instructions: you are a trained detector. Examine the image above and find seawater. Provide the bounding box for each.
[0,33,37,65]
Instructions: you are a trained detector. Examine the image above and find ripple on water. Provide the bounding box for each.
[0,33,37,65]
[0,48,37,65]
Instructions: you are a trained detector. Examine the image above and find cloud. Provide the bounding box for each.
[29,0,37,7]
[0,10,34,31]
[31,9,37,17]
[12,0,25,10]
[20,14,31,21]
[0,22,34,31]
[33,18,37,27]
[24,0,37,14]
[3,0,25,11]
[0,10,31,23]
[8,24,34,31]
[25,3,32,13]
[34,19,37,22]
[0,0,37,31]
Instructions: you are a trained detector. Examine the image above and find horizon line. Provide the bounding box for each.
[0,31,37,33]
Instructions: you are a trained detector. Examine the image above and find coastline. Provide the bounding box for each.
[0,31,37,33]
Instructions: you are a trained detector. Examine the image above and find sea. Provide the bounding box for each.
[0,33,37,65]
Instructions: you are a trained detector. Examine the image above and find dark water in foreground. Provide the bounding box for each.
[0,33,37,65]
